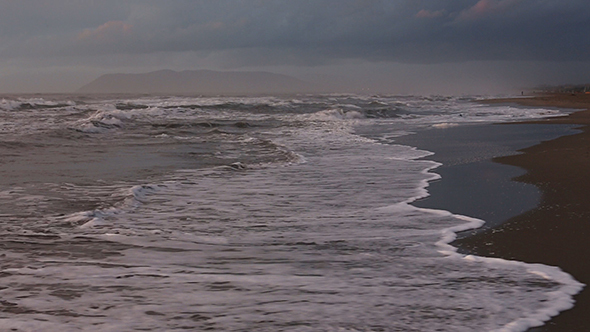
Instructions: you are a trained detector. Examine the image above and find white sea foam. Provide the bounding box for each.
[0,98,23,111]
[309,108,366,121]
[432,122,460,128]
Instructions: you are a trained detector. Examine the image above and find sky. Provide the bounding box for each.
[0,0,589,95]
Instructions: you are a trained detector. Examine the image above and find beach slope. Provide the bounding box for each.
[454,94,590,331]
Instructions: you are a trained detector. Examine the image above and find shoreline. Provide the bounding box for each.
[453,94,590,331]
[395,123,576,230]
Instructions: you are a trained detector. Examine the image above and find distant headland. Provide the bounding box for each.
[76,69,313,95]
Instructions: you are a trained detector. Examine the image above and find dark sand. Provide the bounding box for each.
[453,94,590,331]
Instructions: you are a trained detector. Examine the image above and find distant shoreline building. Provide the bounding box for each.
[535,84,590,94]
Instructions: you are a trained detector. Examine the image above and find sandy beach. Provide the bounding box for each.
[454,93,590,331]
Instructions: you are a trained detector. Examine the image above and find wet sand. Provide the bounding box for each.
[453,94,590,331]
[396,123,577,229]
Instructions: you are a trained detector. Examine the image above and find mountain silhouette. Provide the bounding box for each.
[77,70,312,94]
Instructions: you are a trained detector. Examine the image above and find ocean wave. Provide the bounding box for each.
[0,97,76,111]
[58,184,162,229]
[0,93,581,331]
[69,109,133,133]
[309,108,366,121]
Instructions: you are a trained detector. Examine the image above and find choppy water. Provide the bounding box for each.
[0,94,583,331]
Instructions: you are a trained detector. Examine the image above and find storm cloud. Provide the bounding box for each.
[0,0,589,93]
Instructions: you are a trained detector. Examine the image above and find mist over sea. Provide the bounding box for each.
[0,94,583,331]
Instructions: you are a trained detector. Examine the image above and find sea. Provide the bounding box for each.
[0,94,584,332]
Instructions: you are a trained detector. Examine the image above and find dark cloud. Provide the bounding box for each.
[2,0,589,64]
[0,0,588,93]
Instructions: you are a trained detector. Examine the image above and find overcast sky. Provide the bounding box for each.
[1,0,589,94]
